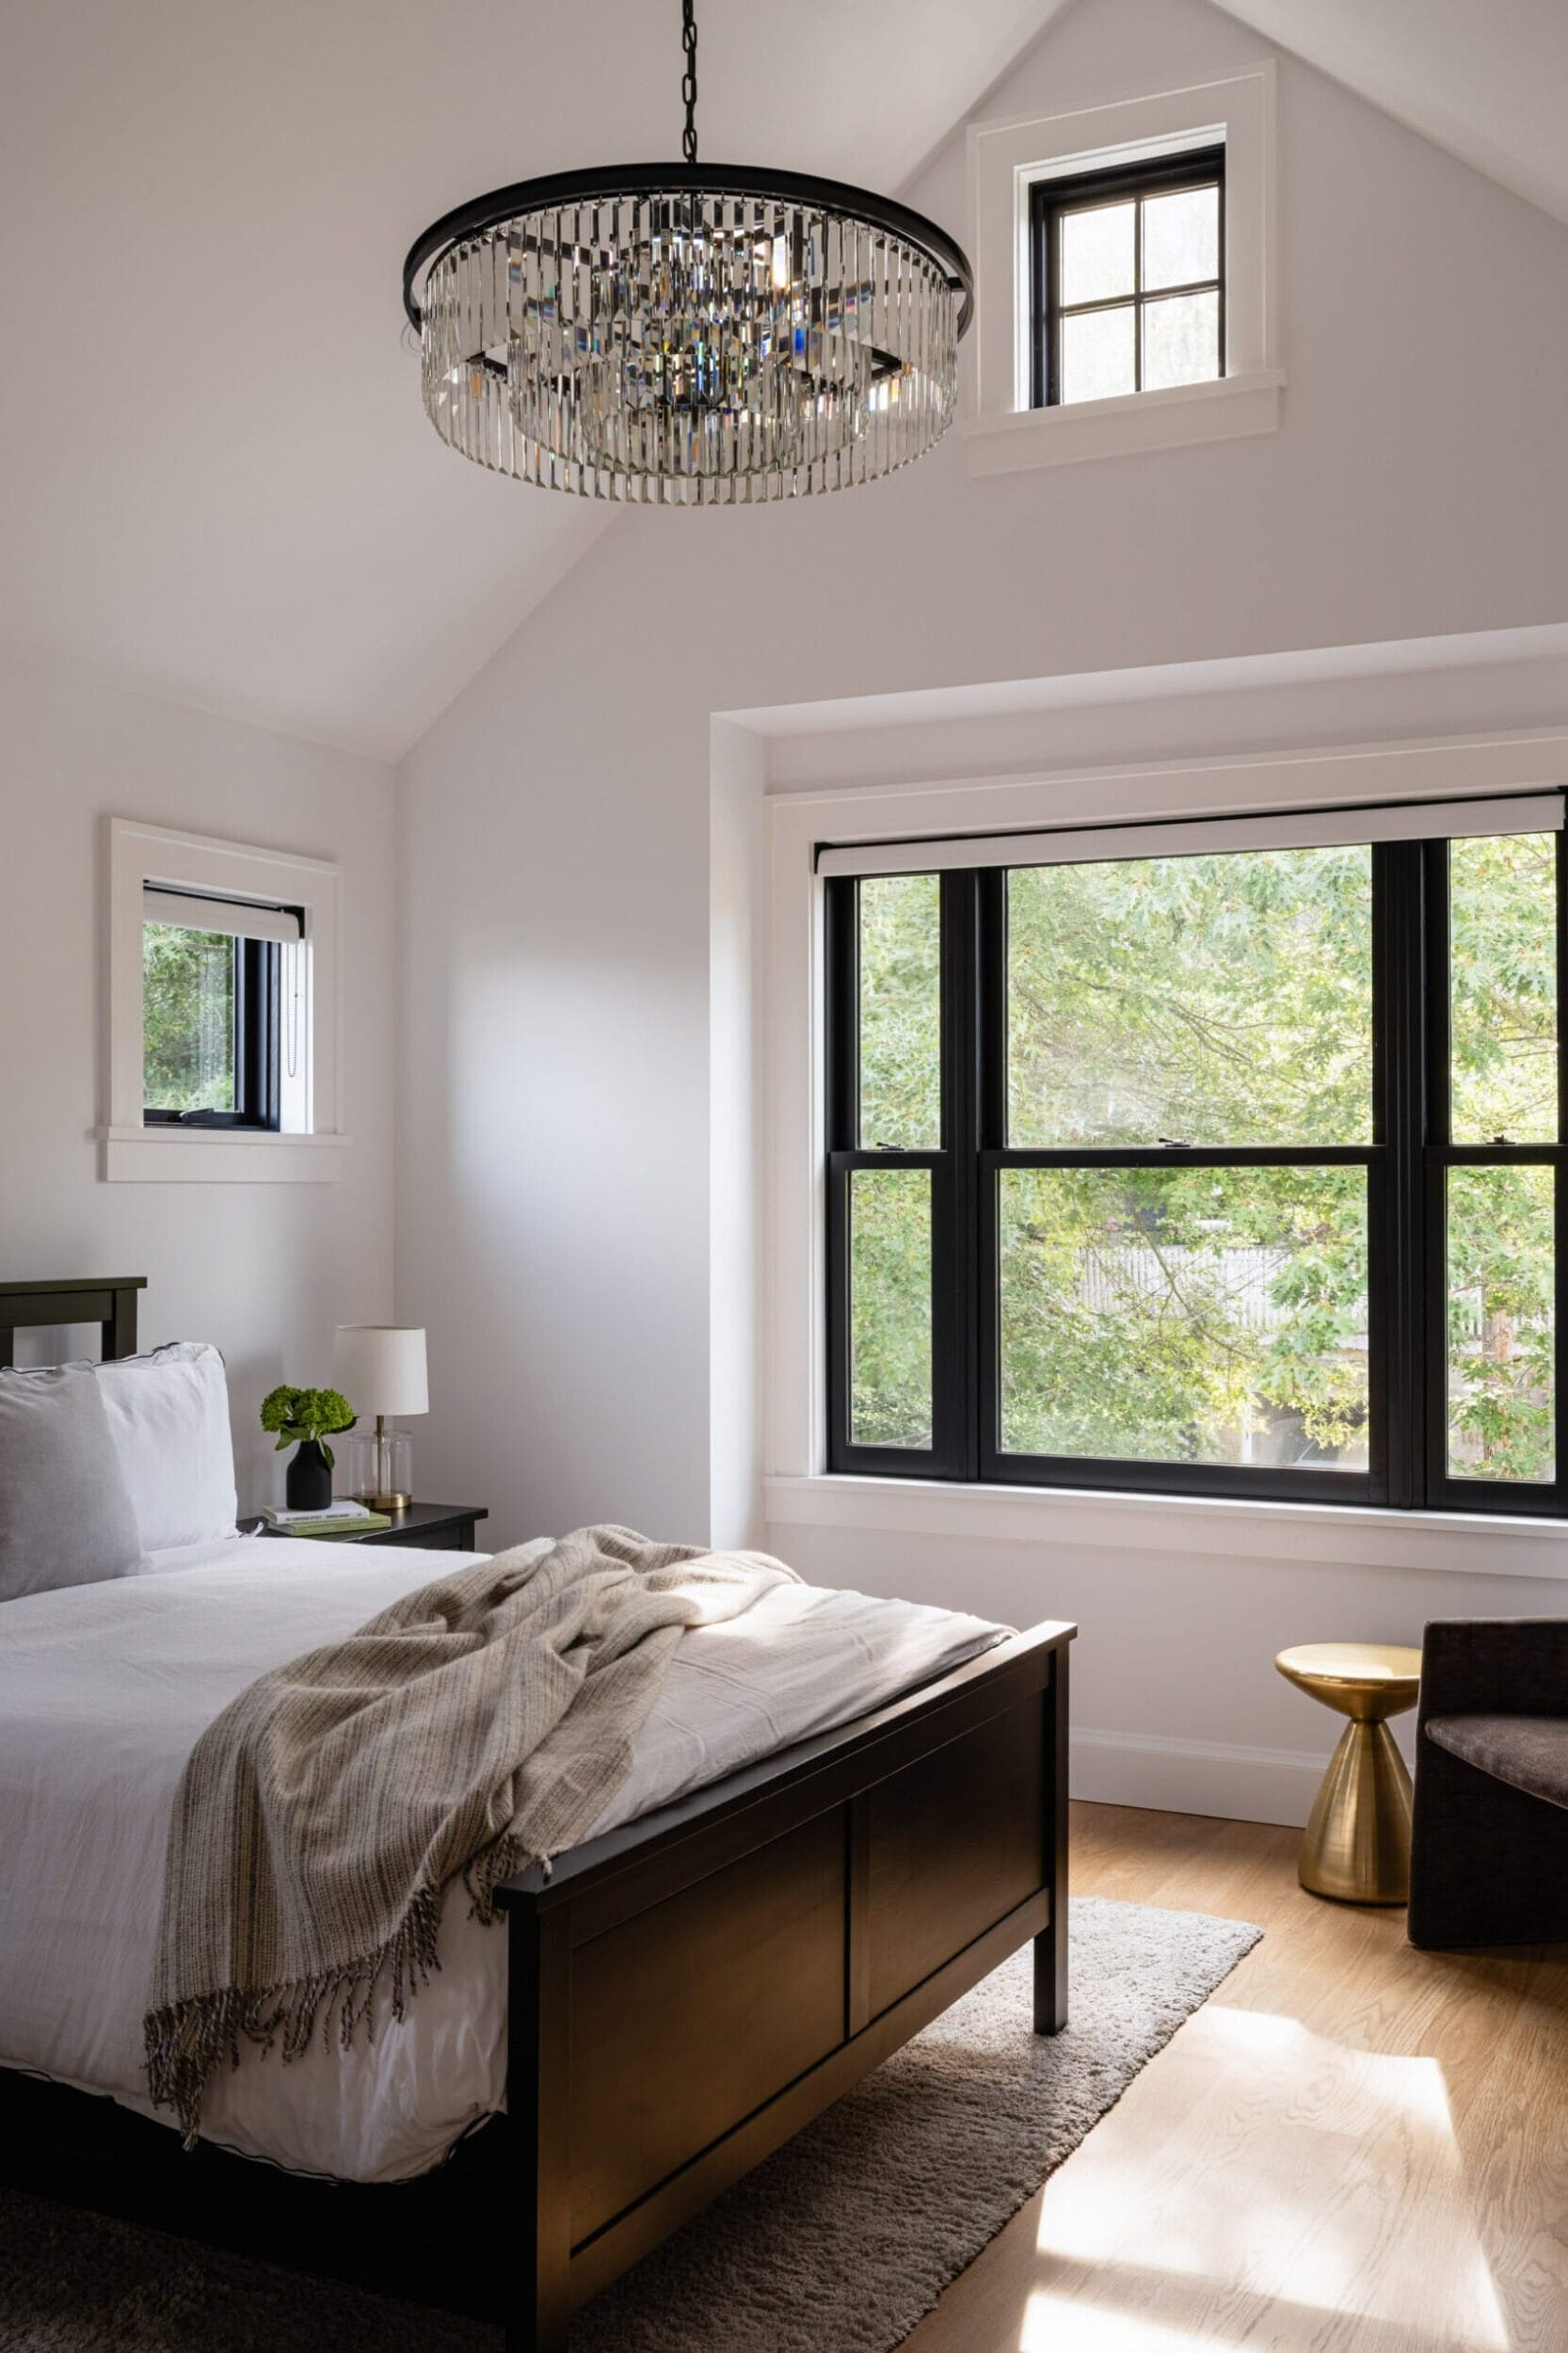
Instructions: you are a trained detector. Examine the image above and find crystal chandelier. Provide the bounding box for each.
[401,0,973,505]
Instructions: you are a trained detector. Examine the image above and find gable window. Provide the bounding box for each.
[963,69,1276,472]
[1032,147,1224,408]
[141,888,298,1129]
[823,796,1566,1516]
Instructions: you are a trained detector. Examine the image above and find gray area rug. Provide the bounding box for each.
[0,1897,1259,2353]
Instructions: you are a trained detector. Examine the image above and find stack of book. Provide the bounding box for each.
[257,1501,393,1538]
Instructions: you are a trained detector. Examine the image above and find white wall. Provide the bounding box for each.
[770,1515,1565,1821]
[395,0,1568,1811]
[0,648,397,1510]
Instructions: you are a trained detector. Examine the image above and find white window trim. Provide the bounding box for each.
[962,67,1281,473]
[102,817,346,1183]
[763,724,1568,1578]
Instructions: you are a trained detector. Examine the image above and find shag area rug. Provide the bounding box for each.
[0,1897,1259,2353]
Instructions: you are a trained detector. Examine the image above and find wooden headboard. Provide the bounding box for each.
[0,1278,147,1369]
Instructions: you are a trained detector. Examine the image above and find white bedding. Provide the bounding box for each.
[0,1535,1001,2182]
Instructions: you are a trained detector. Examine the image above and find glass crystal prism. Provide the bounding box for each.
[418,188,960,503]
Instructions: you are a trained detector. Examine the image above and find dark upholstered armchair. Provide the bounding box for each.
[1408,1618,1568,1951]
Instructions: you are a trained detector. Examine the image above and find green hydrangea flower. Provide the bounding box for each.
[259,1384,356,1466]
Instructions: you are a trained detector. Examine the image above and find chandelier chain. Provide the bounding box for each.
[680,0,698,165]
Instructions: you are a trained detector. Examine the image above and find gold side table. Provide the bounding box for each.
[1275,1642,1423,1904]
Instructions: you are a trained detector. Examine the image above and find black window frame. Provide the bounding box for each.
[824,816,1568,1518]
[142,916,287,1131]
[1031,145,1225,409]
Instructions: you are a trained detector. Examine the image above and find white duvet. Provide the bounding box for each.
[0,1536,1000,2182]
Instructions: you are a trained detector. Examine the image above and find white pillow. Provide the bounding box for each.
[0,1365,143,1599]
[95,1341,238,1551]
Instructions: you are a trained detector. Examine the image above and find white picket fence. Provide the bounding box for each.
[1075,1241,1367,1346]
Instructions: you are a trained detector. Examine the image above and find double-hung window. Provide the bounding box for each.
[824,797,1566,1515]
[1032,147,1224,407]
[141,887,300,1129]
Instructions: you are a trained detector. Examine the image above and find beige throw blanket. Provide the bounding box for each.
[143,1525,798,2143]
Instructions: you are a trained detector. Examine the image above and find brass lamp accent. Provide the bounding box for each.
[366,1413,411,1513]
[1275,1642,1423,1904]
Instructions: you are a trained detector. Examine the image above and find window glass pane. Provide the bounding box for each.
[142,923,236,1112]
[1141,289,1221,390]
[1060,305,1136,403]
[1007,846,1373,1147]
[1449,832,1558,1143]
[849,1168,933,1450]
[1059,200,1135,306]
[999,1167,1369,1469]
[857,873,940,1148]
[1142,184,1219,291]
[1446,1166,1555,1483]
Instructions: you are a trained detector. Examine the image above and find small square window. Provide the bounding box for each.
[140,891,292,1129]
[1032,149,1224,408]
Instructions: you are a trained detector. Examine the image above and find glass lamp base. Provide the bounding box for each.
[347,1427,412,1514]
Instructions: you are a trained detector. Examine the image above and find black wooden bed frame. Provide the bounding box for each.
[0,1278,1074,2352]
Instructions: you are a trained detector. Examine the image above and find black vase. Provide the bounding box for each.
[285,1438,333,1511]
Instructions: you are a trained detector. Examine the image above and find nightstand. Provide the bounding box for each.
[245,1502,489,1551]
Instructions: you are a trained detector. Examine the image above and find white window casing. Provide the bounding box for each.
[764,727,1568,1575]
[103,818,345,1183]
[963,67,1281,473]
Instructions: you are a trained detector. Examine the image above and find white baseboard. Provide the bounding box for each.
[1072,1725,1328,1829]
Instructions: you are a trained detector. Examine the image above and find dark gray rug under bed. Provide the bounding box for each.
[0,1897,1260,2353]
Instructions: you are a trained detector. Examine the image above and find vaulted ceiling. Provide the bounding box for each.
[3,0,1565,761]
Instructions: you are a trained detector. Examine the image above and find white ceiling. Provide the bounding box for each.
[4,0,1566,762]
[1217,0,1568,232]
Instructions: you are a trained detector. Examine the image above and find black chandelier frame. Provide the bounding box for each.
[402,162,975,343]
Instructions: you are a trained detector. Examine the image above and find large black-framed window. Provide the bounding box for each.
[1031,146,1224,408]
[142,906,286,1129]
[825,811,1567,1516]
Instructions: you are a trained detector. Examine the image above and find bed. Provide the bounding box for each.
[0,1277,1075,2351]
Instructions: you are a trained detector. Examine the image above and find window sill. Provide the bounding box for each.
[96,1126,347,1184]
[763,1472,1568,1582]
[960,368,1283,474]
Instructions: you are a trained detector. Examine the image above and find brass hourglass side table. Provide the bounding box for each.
[1275,1642,1423,1903]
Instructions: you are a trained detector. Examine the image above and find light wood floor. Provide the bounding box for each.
[904,1801,1568,2353]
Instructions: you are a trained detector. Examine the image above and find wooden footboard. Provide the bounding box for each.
[497,1619,1074,2353]
[0,1620,1071,2345]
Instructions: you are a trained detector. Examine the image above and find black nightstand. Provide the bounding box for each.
[245,1502,489,1551]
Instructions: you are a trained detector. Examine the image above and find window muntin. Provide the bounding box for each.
[1032,149,1224,408]
[825,820,1566,1515]
[142,916,280,1129]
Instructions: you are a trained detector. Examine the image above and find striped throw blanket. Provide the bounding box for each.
[143,1525,798,2143]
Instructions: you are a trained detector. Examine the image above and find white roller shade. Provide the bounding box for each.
[142,887,302,943]
[816,792,1565,879]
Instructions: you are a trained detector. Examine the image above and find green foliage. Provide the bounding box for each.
[849,837,1559,1482]
[857,874,941,1149]
[143,923,236,1113]
[260,1385,356,1465]
[849,1170,933,1449]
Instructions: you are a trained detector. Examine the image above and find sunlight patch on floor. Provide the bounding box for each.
[1021,2003,1511,2352]
[1020,2303,1223,2351]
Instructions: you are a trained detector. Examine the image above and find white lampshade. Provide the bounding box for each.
[332,1325,428,1419]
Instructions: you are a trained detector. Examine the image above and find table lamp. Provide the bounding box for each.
[332,1325,428,1512]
